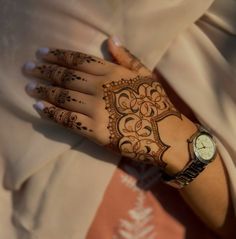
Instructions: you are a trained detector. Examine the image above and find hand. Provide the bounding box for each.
[23,36,195,170]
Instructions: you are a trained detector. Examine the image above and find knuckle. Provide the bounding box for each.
[108,64,124,77]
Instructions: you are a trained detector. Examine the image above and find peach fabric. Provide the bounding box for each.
[86,159,218,239]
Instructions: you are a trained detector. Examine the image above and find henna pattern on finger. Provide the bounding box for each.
[50,49,104,67]
[61,69,87,86]
[37,65,57,79]
[103,75,181,168]
[55,90,77,105]
[35,86,86,106]
[43,106,93,132]
[35,86,50,99]
[37,65,87,86]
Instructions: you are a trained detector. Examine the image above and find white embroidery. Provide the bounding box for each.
[113,170,158,239]
[113,192,157,239]
[120,174,140,192]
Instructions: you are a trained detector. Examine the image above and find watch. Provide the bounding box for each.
[162,124,217,189]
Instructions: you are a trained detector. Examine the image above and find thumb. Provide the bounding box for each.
[108,36,151,75]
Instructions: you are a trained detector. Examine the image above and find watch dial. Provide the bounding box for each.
[194,134,216,161]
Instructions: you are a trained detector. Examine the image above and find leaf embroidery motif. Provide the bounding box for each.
[113,192,157,239]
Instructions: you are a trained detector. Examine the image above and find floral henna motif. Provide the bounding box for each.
[50,49,104,67]
[103,76,181,168]
[43,106,93,132]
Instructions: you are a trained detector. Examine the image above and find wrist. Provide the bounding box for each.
[160,115,198,175]
[162,122,218,189]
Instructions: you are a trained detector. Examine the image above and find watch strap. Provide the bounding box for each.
[162,160,206,189]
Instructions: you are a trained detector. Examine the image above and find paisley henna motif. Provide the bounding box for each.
[103,75,181,168]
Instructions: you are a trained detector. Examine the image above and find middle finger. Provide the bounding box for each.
[24,62,99,95]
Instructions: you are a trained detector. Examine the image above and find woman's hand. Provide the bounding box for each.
[23,36,196,171]
[23,37,236,235]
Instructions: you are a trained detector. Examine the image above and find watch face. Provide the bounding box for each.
[193,134,216,162]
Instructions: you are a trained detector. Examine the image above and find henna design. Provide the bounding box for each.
[37,65,87,86]
[35,86,85,106]
[37,65,57,79]
[35,86,50,99]
[55,90,77,105]
[43,106,93,132]
[60,69,87,86]
[50,49,104,67]
[103,75,181,168]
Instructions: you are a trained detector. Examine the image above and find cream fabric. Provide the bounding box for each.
[1,0,236,238]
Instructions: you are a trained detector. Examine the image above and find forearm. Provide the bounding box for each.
[161,116,236,238]
[154,70,236,236]
[180,155,236,238]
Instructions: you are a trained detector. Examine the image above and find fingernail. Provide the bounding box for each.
[23,61,36,72]
[33,101,45,111]
[26,81,37,92]
[36,47,49,58]
[112,36,122,47]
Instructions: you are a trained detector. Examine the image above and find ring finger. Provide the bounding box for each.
[26,82,94,117]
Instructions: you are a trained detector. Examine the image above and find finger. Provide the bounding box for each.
[36,47,113,76]
[108,36,151,76]
[26,82,94,117]
[34,101,94,138]
[23,61,98,95]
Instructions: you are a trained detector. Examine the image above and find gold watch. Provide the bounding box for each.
[162,124,217,189]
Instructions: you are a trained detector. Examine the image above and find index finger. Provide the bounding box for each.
[36,47,114,76]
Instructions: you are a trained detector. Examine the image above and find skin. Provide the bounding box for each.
[23,37,235,238]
